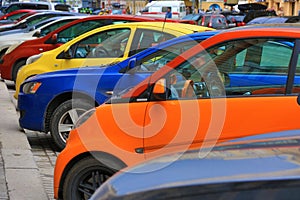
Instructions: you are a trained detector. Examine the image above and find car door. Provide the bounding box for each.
[143,37,300,159]
[57,27,133,69]
[56,26,179,70]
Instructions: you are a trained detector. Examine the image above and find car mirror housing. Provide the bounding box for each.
[120,58,137,74]
[128,58,136,70]
[32,30,41,37]
[51,33,58,44]
[64,48,72,59]
[153,78,166,94]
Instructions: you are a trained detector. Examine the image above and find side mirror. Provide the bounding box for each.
[152,78,167,100]
[153,78,166,94]
[64,48,72,59]
[32,30,41,37]
[128,58,136,70]
[119,58,136,73]
[51,34,58,44]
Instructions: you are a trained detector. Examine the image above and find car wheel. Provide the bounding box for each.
[12,60,26,82]
[50,99,94,151]
[62,156,117,200]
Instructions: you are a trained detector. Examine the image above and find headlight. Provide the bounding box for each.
[26,54,42,65]
[5,41,23,55]
[22,82,42,94]
[74,108,96,128]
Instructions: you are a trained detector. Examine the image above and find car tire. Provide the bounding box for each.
[12,59,26,82]
[50,99,94,151]
[62,156,117,200]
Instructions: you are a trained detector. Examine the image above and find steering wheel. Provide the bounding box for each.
[92,46,109,57]
[205,71,226,97]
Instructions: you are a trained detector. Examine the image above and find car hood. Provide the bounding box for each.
[25,65,120,83]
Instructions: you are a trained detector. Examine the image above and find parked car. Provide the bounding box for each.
[2,2,72,14]
[17,30,217,150]
[14,22,212,96]
[0,15,188,82]
[90,129,300,200]
[0,16,86,61]
[182,13,203,24]
[247,16,300,25]
[0,9,39,26]
[0,14,84,36]
[0,9,36,25]
[0,11,80,34]
[220,11,246,27]
[198,13,228,29]
[54,24,300,200]
[238,3,277,23]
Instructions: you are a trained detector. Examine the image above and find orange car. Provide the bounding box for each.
[54,24,300,200]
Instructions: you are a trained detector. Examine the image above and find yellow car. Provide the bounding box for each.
[15,22,213,98]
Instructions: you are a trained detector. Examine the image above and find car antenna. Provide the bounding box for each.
[162,10,167,32]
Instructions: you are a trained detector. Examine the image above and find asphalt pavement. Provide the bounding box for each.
[0,78,52,200]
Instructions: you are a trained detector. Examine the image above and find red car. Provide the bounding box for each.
[0,15,183,81]
[0,9,37,24]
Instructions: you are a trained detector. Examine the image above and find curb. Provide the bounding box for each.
[0,79,48,200]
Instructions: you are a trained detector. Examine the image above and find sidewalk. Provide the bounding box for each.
[0,79,48,200]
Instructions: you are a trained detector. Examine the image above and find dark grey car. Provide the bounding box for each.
[91,129,300,200]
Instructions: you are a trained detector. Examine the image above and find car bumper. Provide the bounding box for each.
[18,92,50,132]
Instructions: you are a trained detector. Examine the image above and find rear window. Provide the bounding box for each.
[54,4,71,12]
[5,3,49,13]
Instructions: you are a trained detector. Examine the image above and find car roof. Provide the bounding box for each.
[92,129,300,199]
[247,16,289,25]
[217,23,300,33]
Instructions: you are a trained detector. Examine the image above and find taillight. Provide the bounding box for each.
[237,22,246,26]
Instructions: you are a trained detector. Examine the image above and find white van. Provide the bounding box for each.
[138,1,186,19]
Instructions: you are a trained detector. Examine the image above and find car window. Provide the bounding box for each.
[56,20,113,43]
[209,39,295,96]
[35,4,49,10]
[157,38,296,100]
[6,4,49,13]
[212,16,226,26]
[129,29,175,56]
[136,40,201,72]
[6,12,28,21]
[39,19,75,37]
[72,28,130,58]
[26,14,59,27]
[54,4,71,12]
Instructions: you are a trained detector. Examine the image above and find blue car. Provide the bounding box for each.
[90,129,300,200]
[17,31,218,150]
